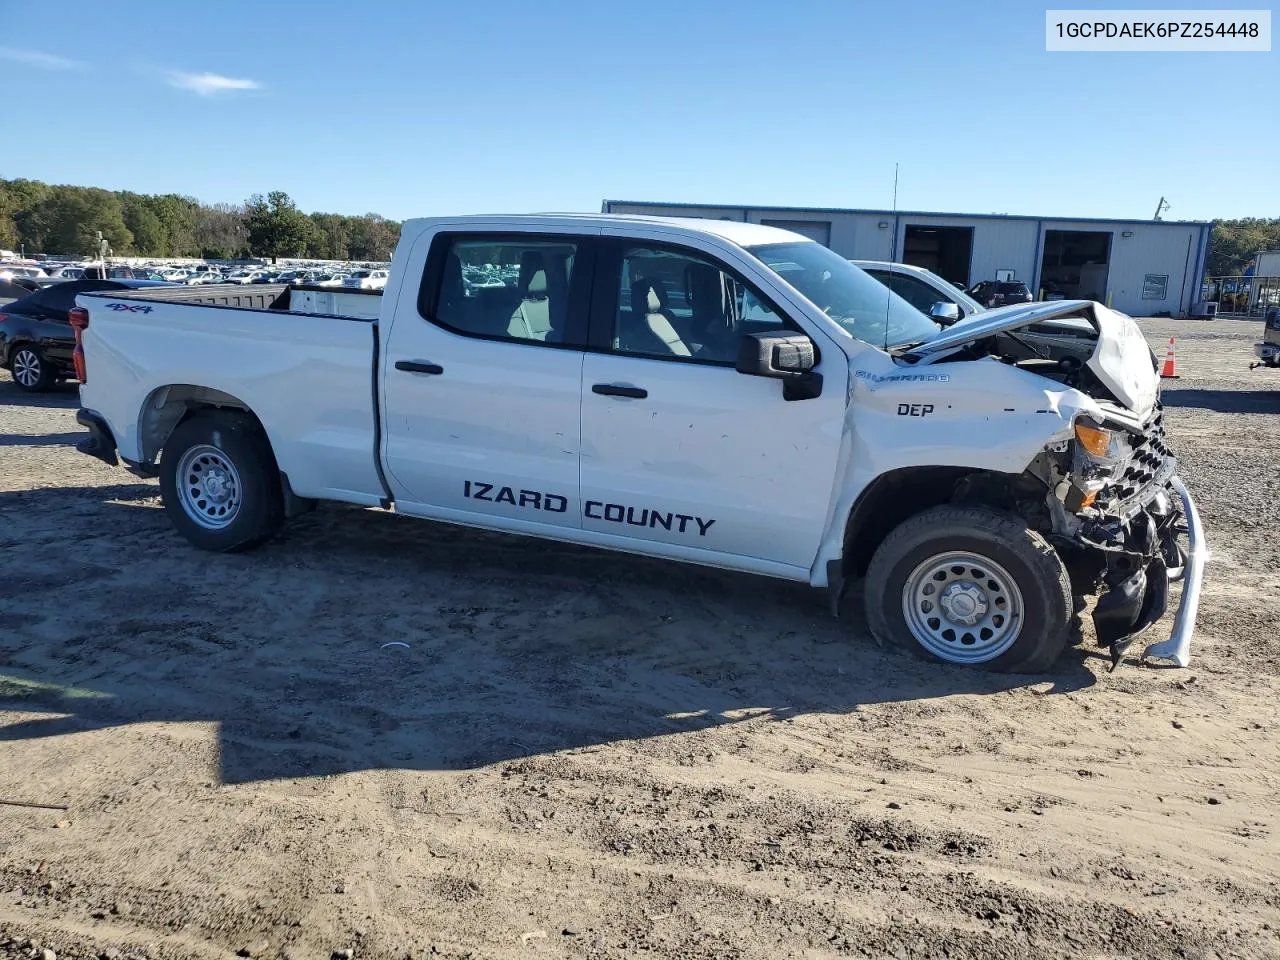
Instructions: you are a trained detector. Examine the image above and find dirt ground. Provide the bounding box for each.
[2,318,1279,960]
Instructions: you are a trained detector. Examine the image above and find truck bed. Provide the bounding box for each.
[75,286,386,506]
[110,282,383,319]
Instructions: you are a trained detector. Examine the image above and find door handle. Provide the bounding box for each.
[395,360,444,375]
[592,383,647,399]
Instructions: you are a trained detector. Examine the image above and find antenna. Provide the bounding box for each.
[883,163,899,353]
[1153,196,1170,220]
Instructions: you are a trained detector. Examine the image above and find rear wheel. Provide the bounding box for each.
[864,505,1073,673]
[159,412,284,552]
[10,345,55,392]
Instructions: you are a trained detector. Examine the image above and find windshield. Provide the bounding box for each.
[747,242,941,348]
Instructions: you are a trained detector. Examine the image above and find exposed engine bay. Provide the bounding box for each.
[948,318,1130,403]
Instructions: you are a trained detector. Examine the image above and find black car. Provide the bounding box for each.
[0,278,172,392]
[0,280,33,304]
[968,279,1034,308]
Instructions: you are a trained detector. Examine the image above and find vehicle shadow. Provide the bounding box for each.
[0,431,86,447]
[1161,387,1279,414]
[0,378,80,409]
[0,486,1097,785]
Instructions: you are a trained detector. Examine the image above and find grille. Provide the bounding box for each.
[1097,405,1174,510]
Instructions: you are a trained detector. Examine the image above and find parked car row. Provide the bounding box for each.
[1,257,392,291]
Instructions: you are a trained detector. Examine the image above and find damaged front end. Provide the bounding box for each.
[1042,405,1208,668]
[900,299,1207,667]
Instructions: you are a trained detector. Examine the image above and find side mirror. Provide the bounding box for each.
[736,331,822,401]
[929,301,962,326]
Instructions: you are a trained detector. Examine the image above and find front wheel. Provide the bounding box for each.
[159,412,284,552]
[864,505,1073,673]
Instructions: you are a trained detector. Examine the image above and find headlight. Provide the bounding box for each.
[1074,420,1123,461]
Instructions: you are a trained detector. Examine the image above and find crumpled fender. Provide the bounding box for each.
[808,349,1108,587]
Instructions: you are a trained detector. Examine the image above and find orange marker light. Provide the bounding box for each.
[1074,422,1112,458]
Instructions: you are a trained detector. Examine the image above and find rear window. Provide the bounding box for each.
[425,235,579,345]
[997,281,1029,293]
[17,279,127,314]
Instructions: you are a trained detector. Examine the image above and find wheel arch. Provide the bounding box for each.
[5,338,34,367]
[140,384,315,518]
[137,384,259,465]
[840,465,1040,579]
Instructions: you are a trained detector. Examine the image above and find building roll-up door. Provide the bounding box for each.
[760,219,832,247]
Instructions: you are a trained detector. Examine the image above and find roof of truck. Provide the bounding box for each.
[401,214,806,249]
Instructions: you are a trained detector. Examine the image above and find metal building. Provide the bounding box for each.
[601,200,1212,318]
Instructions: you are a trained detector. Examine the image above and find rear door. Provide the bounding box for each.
[577,235,847,574]
[380,228,595,530]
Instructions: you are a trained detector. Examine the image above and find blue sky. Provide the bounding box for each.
[2,0,1275,221]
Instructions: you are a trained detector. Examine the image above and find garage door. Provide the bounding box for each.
[760,219,831,247]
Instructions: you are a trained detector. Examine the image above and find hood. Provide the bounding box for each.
[903,299,1159,415]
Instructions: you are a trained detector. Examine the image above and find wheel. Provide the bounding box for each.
[864,505,1073,673]
[10,345,55,392]
[158,412,284,552]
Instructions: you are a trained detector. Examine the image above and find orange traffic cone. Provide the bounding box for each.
[1160,338,1178,378]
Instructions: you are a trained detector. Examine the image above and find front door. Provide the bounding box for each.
[380,230,592,529]
[579,240,847,573]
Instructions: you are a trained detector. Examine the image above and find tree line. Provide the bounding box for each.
[0,178,401,262]
[1206,218,1280,276]
[1,176,1275,274]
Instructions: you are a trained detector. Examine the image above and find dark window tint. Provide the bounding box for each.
[8,279,125,316]
[433,238,577,344]
[867,270,952,315]
[612,246,794,365]
[997,281,1029,294]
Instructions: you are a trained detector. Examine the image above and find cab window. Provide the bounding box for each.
[426,236,581,345]
[611,245,798,365]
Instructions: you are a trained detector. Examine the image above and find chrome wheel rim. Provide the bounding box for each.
[13,349,39,387]
[902,550,1023,664]
[176,445,243,529]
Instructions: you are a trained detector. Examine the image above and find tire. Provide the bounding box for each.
[864,505,1073,673]
[10,345,55,392]
[158,411,284,552]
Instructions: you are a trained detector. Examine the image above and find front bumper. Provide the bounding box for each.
[1141,477,1208,667]
[1254,342,1280,367]
[1074,475,1207,668]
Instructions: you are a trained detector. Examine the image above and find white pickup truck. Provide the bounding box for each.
[71,215,1206,671]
